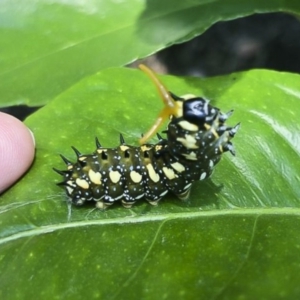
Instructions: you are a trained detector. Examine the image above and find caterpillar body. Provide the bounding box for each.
[54,65,240,209]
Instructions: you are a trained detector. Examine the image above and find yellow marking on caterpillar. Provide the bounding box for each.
[219,145,223,153]
[181,94,196,100]
[155,145,163,151]
[109,170,122,183]
[130,171,142,183]
[89,169,102,185]
[204,123,211,130]
[182,151,197,161]
[211,127,219,138]
[146,164,160,183]
[162,167,177,180]
[171,162,185,173]
[177,134,198,149]
[76,178,89,189]
[141,145,152,152]
[120,145,129,151]
[178,120,199,132]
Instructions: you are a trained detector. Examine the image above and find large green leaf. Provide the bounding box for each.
[1,68,300,299]
[1,0,300,107]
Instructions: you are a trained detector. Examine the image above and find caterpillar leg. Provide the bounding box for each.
[121,202,134,209]
[95,201,106,210]
[146,198,161,206]
[175,185,192,201]
[95,200,114,210]
[96,199,135,209]
[121,199,136,208]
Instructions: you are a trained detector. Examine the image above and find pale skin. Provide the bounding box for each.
[0,112,35,193]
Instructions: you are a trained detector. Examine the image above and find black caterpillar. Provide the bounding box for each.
[54,65,239,209]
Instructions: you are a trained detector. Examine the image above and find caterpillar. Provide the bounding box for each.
[54,65,240,209]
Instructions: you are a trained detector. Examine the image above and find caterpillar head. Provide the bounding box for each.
[138,64,239,161]
[165,92,219,129]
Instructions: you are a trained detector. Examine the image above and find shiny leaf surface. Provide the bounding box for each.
[1,0,300,106]
[1,68,300,299]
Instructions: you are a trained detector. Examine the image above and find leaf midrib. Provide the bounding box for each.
[1,207,299,246]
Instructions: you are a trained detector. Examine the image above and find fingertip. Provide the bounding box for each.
[28,128,36,147]
[0,112,35,193]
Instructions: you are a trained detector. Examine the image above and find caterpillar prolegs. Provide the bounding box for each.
[54,65,240,209]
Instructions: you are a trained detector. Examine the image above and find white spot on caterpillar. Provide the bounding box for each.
[130,170,142,183]
[162,167,177,180]
[135,194,144,200]
[76,178,89,189]
[76,198,84,205]
[177,134,198,149]
[178,120,198,132]
[67,180,75,187]
[109,170,122,183]
[183,183,192,190]
[66,186,74,195]
[171,162,185,173]
[159,190,168,197]
[200,172,207,180]
[88,169,102,185]
[146,164,160,183]
[209,160,214,168]
[114,195,123,201]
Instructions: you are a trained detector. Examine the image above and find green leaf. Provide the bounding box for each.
[1,68,300,299]
[1,0,300,107]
